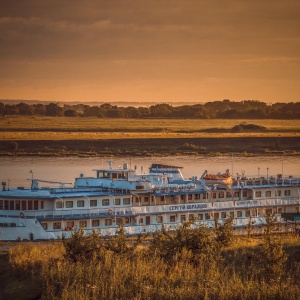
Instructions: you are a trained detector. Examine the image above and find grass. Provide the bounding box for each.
[1,234,300,300]
[1,116,300,140]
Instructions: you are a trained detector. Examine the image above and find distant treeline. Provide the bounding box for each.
[1,100,300,119]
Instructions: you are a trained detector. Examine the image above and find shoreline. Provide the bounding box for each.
[1,136,299,157]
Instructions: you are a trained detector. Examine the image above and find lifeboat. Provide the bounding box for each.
[201,169,232,185]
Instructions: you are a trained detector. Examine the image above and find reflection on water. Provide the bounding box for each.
[0,155,299,187]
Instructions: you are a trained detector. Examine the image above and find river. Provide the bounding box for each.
[0,155,299,188]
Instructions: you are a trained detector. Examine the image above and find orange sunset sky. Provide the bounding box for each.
[0,0,299,103]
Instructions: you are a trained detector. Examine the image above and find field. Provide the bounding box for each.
[0,116,300,156]
[1,116,300,140]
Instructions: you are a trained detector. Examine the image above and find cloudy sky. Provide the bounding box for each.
[0,0,299,103]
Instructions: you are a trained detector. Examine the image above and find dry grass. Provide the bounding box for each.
[2,235,300,300]
[1,116,300,140]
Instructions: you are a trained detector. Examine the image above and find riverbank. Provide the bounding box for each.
[0,136,300,157]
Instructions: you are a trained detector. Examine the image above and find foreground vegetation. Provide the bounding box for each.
[1,219,300,300]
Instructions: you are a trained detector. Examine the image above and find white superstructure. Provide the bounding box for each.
[0,162,299,241]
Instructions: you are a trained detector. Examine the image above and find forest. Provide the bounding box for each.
[0,100,299,119]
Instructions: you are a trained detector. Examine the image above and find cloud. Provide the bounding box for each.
[0,0,300,101]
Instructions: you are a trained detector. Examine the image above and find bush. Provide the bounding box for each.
[7,141,19,151]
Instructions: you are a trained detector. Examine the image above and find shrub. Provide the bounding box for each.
[7,141,19,151]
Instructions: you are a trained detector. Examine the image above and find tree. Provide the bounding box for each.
[64,109,77,117]
[256,213,287,283]
[215,216,234,248]
[46,103,63,116]
[16,102,33,115]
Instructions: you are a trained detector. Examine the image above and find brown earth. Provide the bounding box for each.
[0,137,300,157]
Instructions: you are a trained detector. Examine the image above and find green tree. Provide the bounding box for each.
[46,103,63,116]
[215,216,234,248]
[256,213,287,283]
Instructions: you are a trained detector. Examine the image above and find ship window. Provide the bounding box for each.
[105,219,112,226]
[144,196,149,202]
[188,194,193,200]
[278,208,283,214]
[0,200,3,210]
[284,190,291,196]
[79,220,87,228]
[67,221,74,228]
[103,172,110,178]
[116,218,123,225]
[123,198,130,205]
[265,191,271,197]
[53,222,61,230]
[237,211,242,218]
[139,217,143,224]
[170,215,176,222]
[115,198,121,205]
[219,192,224,199]
[226,192,231,198]
[181,215,186,222]
[56,201,63,209]
[92,220,99,227]
[22,200,26,210]
[15,201,20,210]
[234,191,240,198]
[41,201,44,209]
[102,199,109,206]
[34,200,38,210]
[246,210,251,217]
[125,217,130,224]
[255,191,261,197]
[28,201,33,210]
[41,223,48,230]
[136,185,145,190]
[205,213,211,220]
[213,193,217,199]
[276,190,281,196]
[9,200,14,210]
[66,201,73,208]
[242,191,247,197]
[90,200,97,207]
[77,200,85,207]
[189,214,194,220]
[214,212,219,220]
[198,213,203,220]
[157,216,163,223]
[4,200,8,210]
[181,195,185,201]
[221,212,227,219]
[203,194,207,200]
[229,211,234,218]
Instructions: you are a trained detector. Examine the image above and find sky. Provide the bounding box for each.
[0,0,300,103]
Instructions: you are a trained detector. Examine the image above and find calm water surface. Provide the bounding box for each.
[0,156,299,188]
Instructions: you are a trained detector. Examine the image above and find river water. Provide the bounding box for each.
[0,155,299,188]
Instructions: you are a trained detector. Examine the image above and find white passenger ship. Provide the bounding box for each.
[0,162,299,241]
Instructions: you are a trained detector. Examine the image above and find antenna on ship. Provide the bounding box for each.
[107,161,113,169]
[231,153,233,176]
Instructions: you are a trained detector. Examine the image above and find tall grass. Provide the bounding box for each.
[7,231,300,299]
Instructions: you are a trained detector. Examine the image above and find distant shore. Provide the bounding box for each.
[1,137,299,157]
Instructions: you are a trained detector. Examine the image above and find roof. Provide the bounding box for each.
[150,164,183,169]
